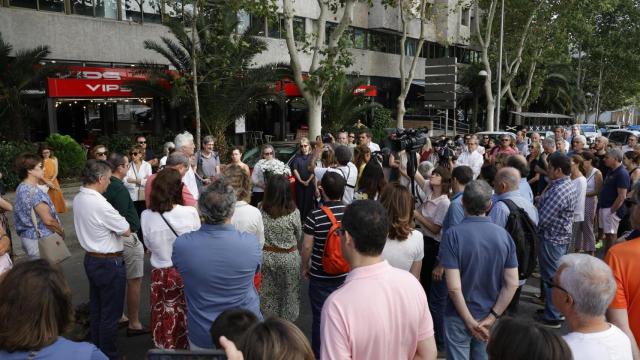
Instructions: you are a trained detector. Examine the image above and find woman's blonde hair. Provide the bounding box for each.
[223,164,251,203]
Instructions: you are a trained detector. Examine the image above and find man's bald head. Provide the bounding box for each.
[505,155,529,178]
[494,167,521,195]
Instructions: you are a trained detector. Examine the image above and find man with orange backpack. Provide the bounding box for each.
[301,171,348,358]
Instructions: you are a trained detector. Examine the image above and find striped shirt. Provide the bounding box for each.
[303,201,348,280]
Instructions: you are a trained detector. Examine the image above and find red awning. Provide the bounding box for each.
[274,80,377,97]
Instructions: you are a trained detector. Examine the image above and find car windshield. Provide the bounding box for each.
[580,125,596,132]
[243,144,298,168]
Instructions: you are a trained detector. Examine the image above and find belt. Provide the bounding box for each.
[263,245,297,253]
[86,251,123,258]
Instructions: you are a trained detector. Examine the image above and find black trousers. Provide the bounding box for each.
[420,235,439,298]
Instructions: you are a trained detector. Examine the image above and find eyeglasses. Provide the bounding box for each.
[96,151,108,157]
[349,135,355,138]
[131,152,139,156]
[138,141,146,144]
[544,280,570,295]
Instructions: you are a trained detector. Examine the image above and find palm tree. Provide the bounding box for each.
[0,32,51,141]
[130,3,285,149]
[322,73,381,133]
[534,65,586,115]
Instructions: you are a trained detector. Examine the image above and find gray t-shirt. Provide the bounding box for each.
[196,151,220,178]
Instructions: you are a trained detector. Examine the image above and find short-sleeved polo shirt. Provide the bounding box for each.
[600,164,630,209]
[439,216,518,319]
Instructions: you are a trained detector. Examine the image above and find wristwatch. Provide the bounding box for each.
[490,308,502,319]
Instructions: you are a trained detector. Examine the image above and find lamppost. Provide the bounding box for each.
[477,70,488,132]
[495,0,505,131]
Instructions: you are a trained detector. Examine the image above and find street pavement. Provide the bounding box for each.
[3,183,565,359]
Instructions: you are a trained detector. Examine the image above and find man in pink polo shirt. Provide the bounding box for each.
[145,151,196,207]
[320,200,437,360]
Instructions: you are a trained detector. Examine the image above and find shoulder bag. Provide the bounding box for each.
[160,213,179,237]
[29,187,70,264]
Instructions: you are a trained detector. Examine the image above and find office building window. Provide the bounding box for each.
[351,27,367,49]
[122,0,161,23]
[40,0,64,11]
[10,0,37,9]
[95,0,117,19]
[70,0,93,15]
[461,6,470,26]
[405,38,417,57]
[266,16,305,41]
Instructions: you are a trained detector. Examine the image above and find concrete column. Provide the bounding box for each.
[47,98,58,134]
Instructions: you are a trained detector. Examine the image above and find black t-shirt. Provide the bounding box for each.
[595,152,609,179]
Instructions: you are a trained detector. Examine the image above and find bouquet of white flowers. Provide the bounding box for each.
[258,158,291,181]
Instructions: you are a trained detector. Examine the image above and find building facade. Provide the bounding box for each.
[0,0,478,142]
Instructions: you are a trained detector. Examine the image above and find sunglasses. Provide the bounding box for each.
[544,280,569,295]
[138,141,146,144]
[131,152,140,156]
[96,151,108,156]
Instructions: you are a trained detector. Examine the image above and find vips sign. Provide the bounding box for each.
[47,66,150,98]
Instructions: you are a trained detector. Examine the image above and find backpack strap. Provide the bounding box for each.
[499,198,521,213]
[320,206,338,227]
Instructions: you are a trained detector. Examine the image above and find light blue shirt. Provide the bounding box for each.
[172,224,263,348]
[489,190,539,228]
[0,337,106,360]
[519,178,534,203]
[441,192,464,234]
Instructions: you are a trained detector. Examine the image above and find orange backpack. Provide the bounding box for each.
[320,206,350,275]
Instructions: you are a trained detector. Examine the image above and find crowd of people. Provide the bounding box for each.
[0,124,639,360]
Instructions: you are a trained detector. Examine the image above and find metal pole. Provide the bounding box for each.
[453,108,457,135]
[496,0,504,130]
[445,109,449,136]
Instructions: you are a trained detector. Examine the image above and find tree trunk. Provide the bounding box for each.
[307,98,322,140]
[484,78,495,131]
[515,104,523,125]
[396,95,406,129]
[191,1,201,150]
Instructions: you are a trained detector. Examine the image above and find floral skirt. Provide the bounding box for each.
[150,267,188,349]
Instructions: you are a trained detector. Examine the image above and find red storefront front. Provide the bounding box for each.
[46,66,164,145]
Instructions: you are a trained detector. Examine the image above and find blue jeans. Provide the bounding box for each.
[444,314,487,360]
[308,277,345,359]
[84,254,126,360]
[430,275,448,351]
[538,240,568,321]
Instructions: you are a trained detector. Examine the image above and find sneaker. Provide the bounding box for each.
[537,318,562,329]
[535,309,565,321]
[531,296,545,306]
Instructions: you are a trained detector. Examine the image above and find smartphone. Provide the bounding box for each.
[147,349,227,360]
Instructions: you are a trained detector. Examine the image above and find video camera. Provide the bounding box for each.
[383,128,430,153]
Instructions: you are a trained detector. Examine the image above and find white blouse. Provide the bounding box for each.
[141,205,201,268]
[124,161,153,201]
